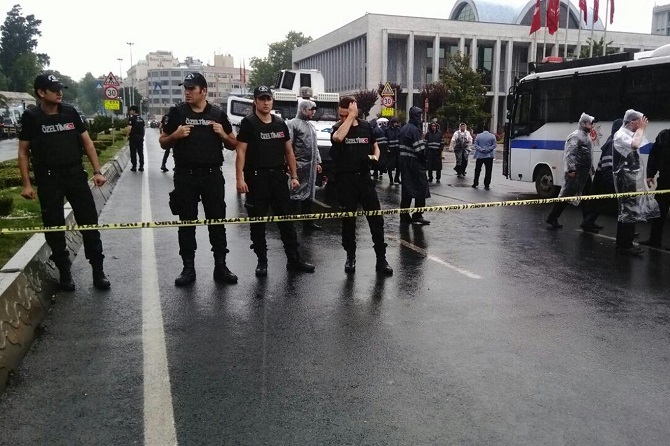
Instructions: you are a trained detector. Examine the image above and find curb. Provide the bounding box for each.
[0,146,130,393]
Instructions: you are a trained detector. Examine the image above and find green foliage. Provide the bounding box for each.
[419,82,449,116]
[89,115,113,135]
[0,4,49,91]
[93,141,109,151]
[353,89,379,118]
[578,37,617,59]
[0,162,32,188]
[78,72,105,115]
[248,31,313,89]
[0,194,13,216]
[437,52,489,130]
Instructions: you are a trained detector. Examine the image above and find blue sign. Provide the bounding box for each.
[95,82,103,89]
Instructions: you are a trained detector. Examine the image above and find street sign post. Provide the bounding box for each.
[104,100,120,110]
[381,81,396,118]
[381,96,395,108]
[104,86,119,100]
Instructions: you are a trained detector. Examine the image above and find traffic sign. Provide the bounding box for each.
[104,86,119,100]
[381,96,395,108]
[103,100,120,110]
[381,82,395,96]
[381,107,394,117]
[95,81,103,89]
[103,72,120,87]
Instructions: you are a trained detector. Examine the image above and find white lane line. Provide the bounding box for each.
[142,167,178,445]
[397,239,482,279]
[574,229,670,254]
[312,198,332,209]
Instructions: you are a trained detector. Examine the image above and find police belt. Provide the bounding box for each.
[174,166,221,176]
[35,162,84,178]
[246,167,286,176]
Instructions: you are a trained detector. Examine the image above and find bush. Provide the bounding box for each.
[0,194,13,216]
[0,167,30,189]
[94,141,110,151]
[88,115,114,135]
[89,132,98,141]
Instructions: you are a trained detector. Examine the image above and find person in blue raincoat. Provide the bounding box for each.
[398,106,431,225]
[612,109,660,256]
[288,99,323,231]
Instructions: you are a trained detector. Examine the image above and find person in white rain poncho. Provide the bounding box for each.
[288,99,323,231]
[546,113,600,232]
[612,109,660,256]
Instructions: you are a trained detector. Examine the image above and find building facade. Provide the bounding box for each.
[292,0,670,131]
[652,3,670,36]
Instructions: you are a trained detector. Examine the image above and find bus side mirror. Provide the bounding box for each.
[506,95,513,112]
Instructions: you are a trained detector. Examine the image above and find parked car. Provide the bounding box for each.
[149,120,160,128]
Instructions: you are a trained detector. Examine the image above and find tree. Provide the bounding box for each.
[0,4,49,91]
[248,31,313,90]
[353,89,379,118]
[437,52,489,130]
[78,73,103,115]
[579,37,616,59]
[419,82,449,117]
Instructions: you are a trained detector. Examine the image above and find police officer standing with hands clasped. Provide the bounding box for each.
[126,105,145,172]
[235,86,315,277]
[159,72,238,286]
[18,73,110,291]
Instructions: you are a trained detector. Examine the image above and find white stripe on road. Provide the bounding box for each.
[397,239,482,279]
[574,229,670,254]
[142,168,178,445]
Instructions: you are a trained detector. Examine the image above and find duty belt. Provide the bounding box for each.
[175,166,221,176]
[248,167,285,176]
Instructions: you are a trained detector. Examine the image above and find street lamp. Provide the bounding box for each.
[126,42,134,106]
[117,57,124,112]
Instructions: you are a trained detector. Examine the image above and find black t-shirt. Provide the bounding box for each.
[163,102,232,167]
[19,104,88,168]
[330,119,376,173]
[128,114,145,138]
[237,114,289,170]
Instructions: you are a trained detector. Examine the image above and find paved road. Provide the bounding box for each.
[1,129,669,445]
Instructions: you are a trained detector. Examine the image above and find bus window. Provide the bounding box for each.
[229,99,253,118]
[623,63,670,120]
[576,70,622,122]
[313,102,338,122]
[537,76,572,123]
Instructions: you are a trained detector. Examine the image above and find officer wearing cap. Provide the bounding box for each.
[159,72,238,286]
[235,85,315,277]
[330,96,393,275]
[125,105,145,171]
[18,73,111,291]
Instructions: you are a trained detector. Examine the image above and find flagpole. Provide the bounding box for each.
[602,0,609,55]
[577,11,583,58]
[564,0,570,57]
[589,11,594,58]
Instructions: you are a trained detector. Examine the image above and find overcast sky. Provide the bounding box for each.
[3,0,667,81]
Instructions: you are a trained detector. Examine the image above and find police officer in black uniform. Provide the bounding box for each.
[18,73,111,291]
[159,114,171,172]
[331,96,393,275]
[385,117,401,184]
[398,106,430,225]
[126,105,145,171]
[159,72,238,286]
[235,86,315,277]
[640,127,670,249]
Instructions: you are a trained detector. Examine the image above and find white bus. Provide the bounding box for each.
[504,44,670,197]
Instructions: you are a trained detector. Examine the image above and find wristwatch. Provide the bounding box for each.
[94,171,102,175]
[291,176,298,180]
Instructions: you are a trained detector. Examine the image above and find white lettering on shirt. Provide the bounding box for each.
[344,137,369,144]
[184,118,214,126]
[41,122,75,133]
[260,131,285,140]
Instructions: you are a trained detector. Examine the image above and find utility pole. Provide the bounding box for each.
[126,42,135,106]
[117,57,124,113]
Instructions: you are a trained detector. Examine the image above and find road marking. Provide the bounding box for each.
[142,165,178,445]
[574,230,670,254]
[312,198,332,209]
[397,239,482,279]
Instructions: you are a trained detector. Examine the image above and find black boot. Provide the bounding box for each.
[90,259,111,290]
[374,245,393,276]
[344,250,356,273]
[302,200,322,231]
[175,256,196,286]
[55,259,75,292]
[160,165,169,172]
[286,249,315,273]
[255,250,268,277]
[213,254,238,284]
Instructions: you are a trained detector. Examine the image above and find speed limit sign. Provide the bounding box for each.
[381,96,395,108]
[104,86,119,100]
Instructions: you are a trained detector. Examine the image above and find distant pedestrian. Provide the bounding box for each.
[126,105,145,172]
[471,127,496,190]
[638,125,670,249]
[159,114,171,172]
[450,122,472,177]
[425,121,444,182]
[330,96,393,275]
[235,85,315,277]
[370,118,387,181]
[18,73,110,291]
[398,106,430,225]
[546,113,600,232]
[288,98,323,231]
[612,109,660,256]
[385,117,401,184]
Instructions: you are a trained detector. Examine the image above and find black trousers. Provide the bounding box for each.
[336,172,385,252]
[647,178,670,244]
[161,147,171,168]
[129,137,144,168]
[548,176,596,223]
[616,222,636,248]
[174,169,227,257]
[36,166,104,265]
[244,170,299,257]
[473,158,493,187]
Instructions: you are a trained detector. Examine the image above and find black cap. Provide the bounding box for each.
[34,73,67,91]
[179,72,207,88]
[254,85,273,99]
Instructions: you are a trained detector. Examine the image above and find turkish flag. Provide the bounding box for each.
[610,0,615,24]
[579,0,588,22]
[547,0,560,35]
[593,0,600,23]
[529,0,541,34]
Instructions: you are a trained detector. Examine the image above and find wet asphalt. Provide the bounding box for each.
[0,129,669,446]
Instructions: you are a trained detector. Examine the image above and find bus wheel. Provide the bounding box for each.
[535,166,558,198]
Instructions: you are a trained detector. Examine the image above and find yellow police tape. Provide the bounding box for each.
[1,189,669,235]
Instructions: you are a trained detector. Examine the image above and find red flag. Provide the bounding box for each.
[610,0,615,24]
[579,0,587,22]
[593,0,599,23]
[547,0,560,35]
[529,0,541,35]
